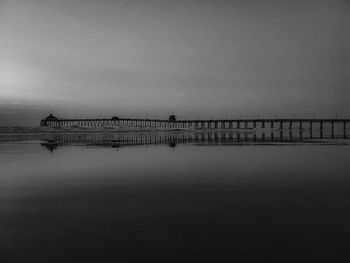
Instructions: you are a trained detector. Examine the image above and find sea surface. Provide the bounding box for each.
[1,130,350,262]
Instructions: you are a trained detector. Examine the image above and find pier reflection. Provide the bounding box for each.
[40,129,349,152]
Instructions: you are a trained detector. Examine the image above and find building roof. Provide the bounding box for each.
[45,114,58,121]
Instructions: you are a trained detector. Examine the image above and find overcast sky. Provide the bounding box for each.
[0,0,349,125]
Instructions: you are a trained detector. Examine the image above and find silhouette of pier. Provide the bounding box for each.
[41,130,349,152]
[40,114,349,133]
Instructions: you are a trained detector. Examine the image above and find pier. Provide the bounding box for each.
[40,114,349,133]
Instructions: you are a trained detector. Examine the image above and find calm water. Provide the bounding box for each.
[1,130,350,262]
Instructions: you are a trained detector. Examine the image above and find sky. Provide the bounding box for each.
[0,0,349,125]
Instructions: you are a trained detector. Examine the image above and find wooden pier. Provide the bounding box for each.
[40,114,349,132]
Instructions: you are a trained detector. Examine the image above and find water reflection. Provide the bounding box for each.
[40,130,349,152]
[2,129,350,262]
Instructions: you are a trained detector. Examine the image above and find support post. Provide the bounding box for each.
[344,121,347,139]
